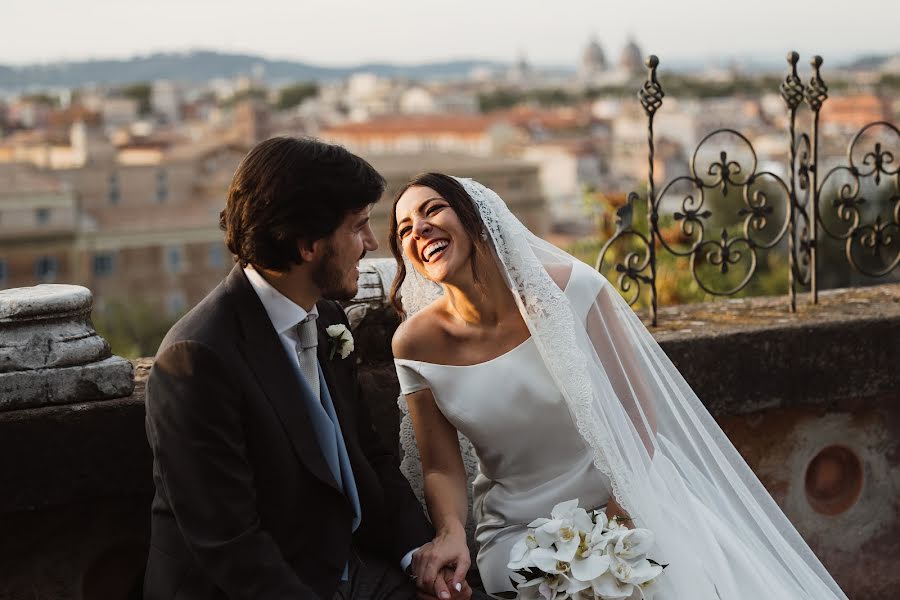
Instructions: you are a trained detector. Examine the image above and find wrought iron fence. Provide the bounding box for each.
[597,52,900,325]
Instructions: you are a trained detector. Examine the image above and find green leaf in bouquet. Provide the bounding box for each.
[521,567,546,582]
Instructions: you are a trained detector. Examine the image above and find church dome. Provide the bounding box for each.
[581,37,607,72]
[619,37,644,74]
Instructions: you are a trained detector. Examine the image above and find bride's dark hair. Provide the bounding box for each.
[388,172,490,317]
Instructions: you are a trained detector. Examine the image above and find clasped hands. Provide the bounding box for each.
[410,527,473,600]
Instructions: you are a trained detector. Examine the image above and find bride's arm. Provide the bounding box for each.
[585,284,659,455]
[404,386,471,598]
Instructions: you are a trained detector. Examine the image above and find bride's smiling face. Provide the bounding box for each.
[394,185,475,283]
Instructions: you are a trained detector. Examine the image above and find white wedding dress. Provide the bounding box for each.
[392,178,848,600]
[395,263,613,594]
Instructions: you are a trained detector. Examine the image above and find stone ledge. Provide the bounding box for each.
[0,356,135,411]
[649,284,900,341]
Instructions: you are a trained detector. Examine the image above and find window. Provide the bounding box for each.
[156,169,168,203]
[166,246,184,273]
[108,172,120,205]
[34,256,58,282]
[92,253,115,277]
[166,291,187,316]
[36,208,50,225]
[0,259,7,286]
[208,243,225,269]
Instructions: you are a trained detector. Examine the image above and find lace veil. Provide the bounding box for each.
[396,178,847,599]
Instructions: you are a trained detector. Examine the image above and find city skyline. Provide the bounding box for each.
[6,0,898,68]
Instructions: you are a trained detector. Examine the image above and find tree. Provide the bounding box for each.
[277,82,319,110]
[92,300,180,359]
[120,82,152,116]
[221,87,267,108]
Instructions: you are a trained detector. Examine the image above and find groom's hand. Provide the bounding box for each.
[416,568,473,600]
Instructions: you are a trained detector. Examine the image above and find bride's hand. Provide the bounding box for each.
[607,497,633,529]
[412,525,471,599]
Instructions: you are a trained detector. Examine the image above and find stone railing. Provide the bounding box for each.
[0,260,897,599]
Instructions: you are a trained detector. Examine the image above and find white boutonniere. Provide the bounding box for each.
[325,324,354,360]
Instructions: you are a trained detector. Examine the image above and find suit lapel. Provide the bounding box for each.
[225,266,341,492]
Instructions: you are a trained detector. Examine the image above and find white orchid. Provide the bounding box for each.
[506,499,666,600]
[570,550,611,582]
[609,557,663,586]
[612,529,655,561]
[526,573,591,600]
[528,500,595,542]
[590,571,636,600]
[508,532,540,570]
[569,517,614,582]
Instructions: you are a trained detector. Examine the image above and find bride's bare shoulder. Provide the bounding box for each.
[545,262,574,291]
[392,302,449,361]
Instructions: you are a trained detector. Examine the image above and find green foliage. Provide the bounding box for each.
[120,82,152,115]
[277,81,319,110]
[478,89,523,112]
[573,186,789,311]
[21,92,59,106]
[879,73,900,91]
[221,87,267,108]
[92,300,179,359]
[478,87,578,112]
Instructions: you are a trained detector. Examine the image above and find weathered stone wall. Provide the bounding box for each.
[0,270,896,599]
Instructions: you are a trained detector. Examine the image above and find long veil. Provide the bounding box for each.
[396,178,847,599]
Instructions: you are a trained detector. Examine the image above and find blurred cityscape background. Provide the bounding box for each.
[1,2,898,357]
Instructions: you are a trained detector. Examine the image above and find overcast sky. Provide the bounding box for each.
[5,0,898,67]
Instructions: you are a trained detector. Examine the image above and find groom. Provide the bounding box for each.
[144,137,466,600]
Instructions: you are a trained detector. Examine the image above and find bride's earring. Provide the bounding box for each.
[480,231,488,241]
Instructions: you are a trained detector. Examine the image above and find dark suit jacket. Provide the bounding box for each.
[144,265,433,600]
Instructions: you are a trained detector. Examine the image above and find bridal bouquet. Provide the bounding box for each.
[501,499,666,600]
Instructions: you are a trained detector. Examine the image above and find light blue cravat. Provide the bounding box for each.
[295,318,361,579]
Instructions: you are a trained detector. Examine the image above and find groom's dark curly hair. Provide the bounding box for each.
[220,136,385,271]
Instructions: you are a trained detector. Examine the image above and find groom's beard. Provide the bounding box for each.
[313,242,358,301]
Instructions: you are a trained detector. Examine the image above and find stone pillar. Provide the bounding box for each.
[0,284,134,411]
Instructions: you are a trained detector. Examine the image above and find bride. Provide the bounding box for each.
[388,173,848,600]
